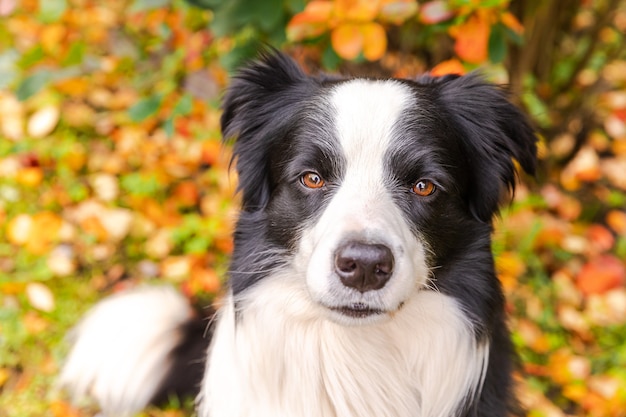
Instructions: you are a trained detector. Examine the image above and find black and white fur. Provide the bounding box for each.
[59,51,537,417]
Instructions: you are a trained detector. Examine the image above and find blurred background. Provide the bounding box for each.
[1,0,625,416]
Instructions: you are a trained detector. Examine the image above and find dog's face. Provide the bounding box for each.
[222,52,537,326]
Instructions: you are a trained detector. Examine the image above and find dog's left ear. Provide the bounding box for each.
[221,50,314,211]
[437,74,538,222]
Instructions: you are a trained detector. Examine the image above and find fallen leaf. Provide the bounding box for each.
[162,256,191,280]
[576,255,626,295]
[26,282,55,312]
[0,92,24,140]
[47,245,76,277]
[606,210,626,235]
[586,224,615,253]
[27,105,60,138]
[7,214,33,245]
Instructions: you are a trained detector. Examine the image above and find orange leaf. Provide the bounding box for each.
[335,0,381,21]
[500,11,523,35]
[361,22,387,61]
[606,210,626,235]
[331,23,364,60]
[173,181,199,207]
[430,59,466,76]
[16,166,44,187]
[287,1,333,41]
[189,266,221,294]
[27,212,63,254]
[576,255,626,295]
[586,224,615,253]
[451,13,490,64]
[379,0,418,25]
[419,1,454,24]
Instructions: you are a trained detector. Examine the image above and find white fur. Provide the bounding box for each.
[199,271,489,417]
[58,286,192,416]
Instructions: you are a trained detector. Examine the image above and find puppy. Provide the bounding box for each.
[59,51,537,417]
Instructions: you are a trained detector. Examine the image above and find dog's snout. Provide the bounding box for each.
[334,242,394,293]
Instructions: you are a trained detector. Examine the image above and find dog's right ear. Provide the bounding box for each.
[221,50,312,211]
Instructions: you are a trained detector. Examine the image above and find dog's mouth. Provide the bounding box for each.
[330,303,384,318]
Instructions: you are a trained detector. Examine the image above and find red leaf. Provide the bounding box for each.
[576,255,626,295]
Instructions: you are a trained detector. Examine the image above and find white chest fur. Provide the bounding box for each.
[198,274,489,417]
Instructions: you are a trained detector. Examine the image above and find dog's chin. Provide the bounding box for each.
[323,302,404,326]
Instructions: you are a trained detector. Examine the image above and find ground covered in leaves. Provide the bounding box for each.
[1,1,626,417]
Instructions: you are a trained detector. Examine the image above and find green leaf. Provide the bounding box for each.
[172,95,193,117]
[184,235,212,254]
[63,42,86,66]
[120,173,161,197]
[15,71,51,101]
[184,0,223,8]
[322,44,342,71]
[38,0,67,23]
[0,49,19,89]
[163,117,175,137]
[488,23,506,64]
[128,95,162,122]
[18,45,45,69]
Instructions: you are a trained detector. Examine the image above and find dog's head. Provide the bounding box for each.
[222,51,537,325]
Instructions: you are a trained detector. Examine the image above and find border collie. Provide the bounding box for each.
[59,51,537,417]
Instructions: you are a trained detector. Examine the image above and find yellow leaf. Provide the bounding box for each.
[606,210,626,235]
[41,24,66,55]
[16,166,44,187]
[335,0,381,21]
[361,22,387,61]
[331,23,364,60]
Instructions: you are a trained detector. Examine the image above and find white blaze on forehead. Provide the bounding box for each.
[330,80,412,176]
[297,79,427,315]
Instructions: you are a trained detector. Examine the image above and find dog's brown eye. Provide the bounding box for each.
[301,172,325,189]
[412,180,436,196]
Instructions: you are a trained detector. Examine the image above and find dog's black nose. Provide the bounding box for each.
[334,242,394,293]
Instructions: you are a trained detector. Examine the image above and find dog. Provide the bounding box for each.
[59,51,537,417]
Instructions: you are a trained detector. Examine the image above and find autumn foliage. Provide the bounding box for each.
[1,1,626,416]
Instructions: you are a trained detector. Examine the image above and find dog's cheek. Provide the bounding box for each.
[264,186,328,252]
